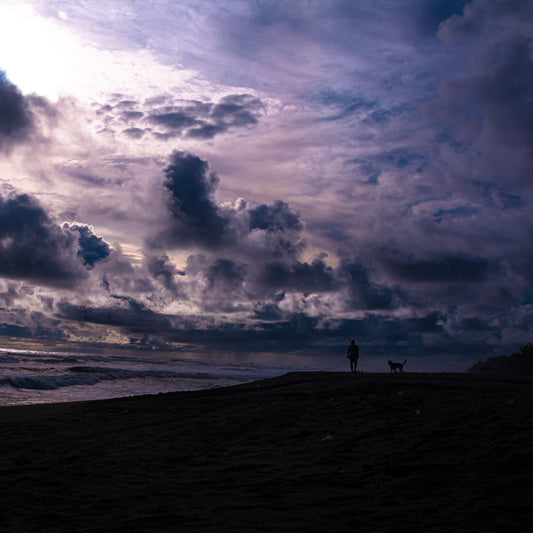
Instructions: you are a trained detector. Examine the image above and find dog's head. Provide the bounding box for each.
[387,360,392,365]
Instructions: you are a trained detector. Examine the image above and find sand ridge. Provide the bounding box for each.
[0,372,532,532]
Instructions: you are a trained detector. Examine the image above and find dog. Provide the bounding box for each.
[388,359,407,373]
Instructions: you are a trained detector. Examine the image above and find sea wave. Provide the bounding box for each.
[0,365,252,391]
[0,354,20,364]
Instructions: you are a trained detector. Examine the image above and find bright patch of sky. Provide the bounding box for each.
[0,2,225,103]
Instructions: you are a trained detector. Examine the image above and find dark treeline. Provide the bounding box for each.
[469,343,533,376]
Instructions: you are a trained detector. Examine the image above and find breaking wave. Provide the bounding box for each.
[0,365,249,391]
[0,347,320,406]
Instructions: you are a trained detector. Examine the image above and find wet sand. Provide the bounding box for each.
[1,372,532,532]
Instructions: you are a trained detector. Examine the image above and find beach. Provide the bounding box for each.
[1,372,532,532]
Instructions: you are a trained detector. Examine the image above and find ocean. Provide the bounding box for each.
[0,347,329,407]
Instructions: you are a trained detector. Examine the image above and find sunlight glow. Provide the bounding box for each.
[0,4,89,99]
[0,3,202,102]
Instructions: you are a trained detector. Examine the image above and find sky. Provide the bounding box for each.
[0,0,532,371]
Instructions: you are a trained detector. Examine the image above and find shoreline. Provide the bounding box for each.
[3,370,532,412]
[1,371,532,531]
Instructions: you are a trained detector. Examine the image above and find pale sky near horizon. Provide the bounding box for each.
[0,0,532,370]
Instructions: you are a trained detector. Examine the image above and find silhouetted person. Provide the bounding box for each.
[347,339,359,373]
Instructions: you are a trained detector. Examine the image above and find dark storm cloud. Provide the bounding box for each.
[245,0,467,36]
[166,94,264,139]
[64,223,111,267]
[155,150,235,248]
[245,201,306,262]
[249,200,302,233]
[146,150,352,311]
[152,151,311,267]
[209,94,263,125]
[146,254,184,296]
[253,302,284,321]
[54,294,368,355]
[257,256,337,293]
[383,254,492,283]
[340,260,398,310]
[404,313,445,333]
[0,193,88,287]
[205,258,247,291]
[0,322,66,341]
[154,311,451,359]
[148,110,197,131]
[0,71,33,151]
[181,254,248,313]
[186,124,225,139]
[438,35,533,153]
[97,93,264,141]
[0,283,18,306]
[57,298,172,332]
[147,94,263,139]
[434,0,533,185]
[164,151,219,223]
[458,316,497,332]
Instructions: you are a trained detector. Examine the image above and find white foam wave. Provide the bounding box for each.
[1,365,264,391]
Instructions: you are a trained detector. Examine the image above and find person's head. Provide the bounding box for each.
[351,339,355,345]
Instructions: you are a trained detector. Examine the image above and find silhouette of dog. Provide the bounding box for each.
[388,359,406,373]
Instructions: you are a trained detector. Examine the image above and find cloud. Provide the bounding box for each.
[94,93,264,142]
[122,127,145,139]
[0,322,66,341]
[205,258,247,291]
[0,71,33,151]
[51,299,460,360]
[153,150,235,249]
[147,148,521,324]
[339,260,398,310]
[256,256,337,293]
[434,0,533,185]
[64,223,111,267]
[152,151,307,257]
[0,193,88,287]
[248,200,302,233]
[146,253,184,297]
[148,110,196,133]
[165,151,220,227]
[150,94,264,139]
[383,254,492,283]
[412,0,469,35]
[145,151,345,311]
[188,255,249,313]
[0,1,531,366]
[57,297,173,332]
[0,192,118,290]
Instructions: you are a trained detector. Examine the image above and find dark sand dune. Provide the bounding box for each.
[1,372,532,532]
